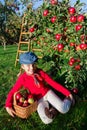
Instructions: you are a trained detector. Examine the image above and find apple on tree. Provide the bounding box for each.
[68,7,76,15]
[72,88,78,94]
[50,16,57,23]
[70,16,77,23]
[77,15,85,22]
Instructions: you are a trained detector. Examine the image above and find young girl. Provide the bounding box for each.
[5,52,74,124]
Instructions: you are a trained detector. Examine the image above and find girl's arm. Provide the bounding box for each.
[39,70,71,97]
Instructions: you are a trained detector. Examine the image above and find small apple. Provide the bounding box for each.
[28,95,34,104]
[68,7,76,15]
[70,42,75,47]
[50,16,57,23]
[55,34,62,41]
[50,0,58,5]
[17,102,23,106]
[70,16,77,23]
[15,92,22,100]
[72,88,78,94]
[80,43,87,50]
[23,100,29,107]
[75,64,81,70]
[43,10,49,16]
[57,43,64,51]
[29,27,35,32]
[28,98,34,104]
[68,61,74,66]
[77,14,84,22]
[75,24,82,32]
[19,97,25,103]
[69,57,76,63]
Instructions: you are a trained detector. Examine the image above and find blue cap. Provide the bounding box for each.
[19,52,38,64]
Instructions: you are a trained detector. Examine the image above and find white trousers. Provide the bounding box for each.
[37,90,71,124]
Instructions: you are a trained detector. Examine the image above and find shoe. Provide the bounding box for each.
[50,107,58,117]
[45,107,58,119]
[72,93,81,104]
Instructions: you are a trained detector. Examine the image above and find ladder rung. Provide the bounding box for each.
[16,59,19,61]
[18,50,29,53]
[32,48,42,51]
[19,41,29,44]
[21,32,30,34]
[38,56,43,58]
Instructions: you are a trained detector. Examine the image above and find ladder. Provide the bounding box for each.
[15,13,43,66]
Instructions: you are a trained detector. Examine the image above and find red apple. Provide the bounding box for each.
[68,61,74,66]
[23,100,29,107]
[15,92,22,100]
[77,14,85,22]
[75,64,81,70]
[72,88,78,94]
[23,103,29,107]
[50,0,58,5]
[50,16,57,23]
[70,42,75,47]
[57,43,64,51]
[75,24,82,32]
[17,102,23,106]
[69,57,76,63]
[68,7,76,15]
[43,10,49,16]
[80,43,87,50]
[70,16,77,23]
[29,27,35,32]
[55,34,62,41]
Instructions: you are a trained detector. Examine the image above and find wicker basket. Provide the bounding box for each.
[13,91,38,119]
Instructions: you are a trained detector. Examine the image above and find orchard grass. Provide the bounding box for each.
[0,45,87,130]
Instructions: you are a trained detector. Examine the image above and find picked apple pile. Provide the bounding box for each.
[15,90,35,107]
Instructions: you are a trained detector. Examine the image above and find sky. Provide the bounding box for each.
[0,0,87,12]
[32,0,87,10]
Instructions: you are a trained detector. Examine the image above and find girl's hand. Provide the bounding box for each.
[6,107,16,117]
[68,94,75,106]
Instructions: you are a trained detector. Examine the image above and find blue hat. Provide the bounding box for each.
[19,52,38,64]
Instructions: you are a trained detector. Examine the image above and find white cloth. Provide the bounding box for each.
[37,90,71,124]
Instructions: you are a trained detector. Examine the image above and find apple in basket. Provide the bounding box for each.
[17,102,23,106]
[28,94,34,104]
[19,97,25,103]
[15,92,22,100]
[22,100,29,107]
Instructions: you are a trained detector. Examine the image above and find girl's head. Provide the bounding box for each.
[19,52,38,75]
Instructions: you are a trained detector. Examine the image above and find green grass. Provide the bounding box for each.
[0,45,87,130]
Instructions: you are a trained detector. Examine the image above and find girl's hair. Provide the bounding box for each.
[17,67,24,77]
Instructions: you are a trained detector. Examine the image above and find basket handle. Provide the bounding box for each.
[13,91,19,105]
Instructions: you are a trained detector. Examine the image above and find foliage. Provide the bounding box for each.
[24,0,87,92]
[0,0,21,46]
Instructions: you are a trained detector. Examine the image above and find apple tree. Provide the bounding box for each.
[24,0,87,97]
